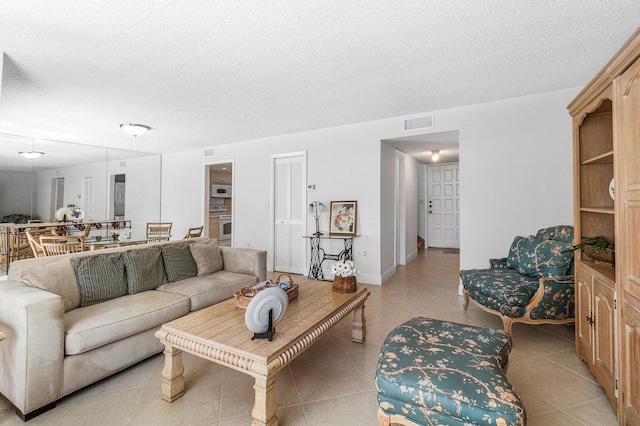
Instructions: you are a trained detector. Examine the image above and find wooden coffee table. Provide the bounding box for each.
[155,279,370,426]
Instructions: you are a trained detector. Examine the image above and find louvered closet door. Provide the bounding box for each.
[274,155,305,274]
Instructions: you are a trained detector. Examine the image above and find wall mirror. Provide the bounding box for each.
[0,133,161,239]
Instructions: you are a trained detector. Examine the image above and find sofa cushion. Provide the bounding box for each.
[75,252,128,307]
[189,238,224,276]
[460,269,540,317]
[123,246,168,294]
[64,290,190,355]
[17,257,80,312]
[156,270,257,311]
[506,235,573,278]
[161,242,198,282]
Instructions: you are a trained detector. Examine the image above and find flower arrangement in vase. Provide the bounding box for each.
[331,259,358,293]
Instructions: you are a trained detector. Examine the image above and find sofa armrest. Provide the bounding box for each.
[490,258,509,270]
[0,281,65,416]
[219,247,267,282]
[528,276,576,321]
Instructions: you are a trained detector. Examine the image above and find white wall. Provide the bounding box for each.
[161,149,207,241]
[161,87,580,284]
[0,170,33,219]
[402,151,418,263]
[107,156,162,239]
[33,162,108,221]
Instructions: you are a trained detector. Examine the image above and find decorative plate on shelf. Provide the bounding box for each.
[67,207,85,223]
[609,177,615,200]
[54,207,70,221]
[244,287,288,333]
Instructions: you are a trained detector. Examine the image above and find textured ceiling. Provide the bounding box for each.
[1,1,639,158]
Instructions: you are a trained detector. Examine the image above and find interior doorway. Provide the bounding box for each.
[384,130,460,258]
[50,177,65,220]
[109,174,126,220]
[205,161,233,246]
[114,174,125,220]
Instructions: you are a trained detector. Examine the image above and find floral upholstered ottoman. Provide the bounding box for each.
[375,318,525,426]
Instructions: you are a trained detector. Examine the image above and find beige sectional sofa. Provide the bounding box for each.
[0,237,266,420]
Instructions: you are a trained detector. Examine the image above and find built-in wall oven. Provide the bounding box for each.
[219,215,232,244]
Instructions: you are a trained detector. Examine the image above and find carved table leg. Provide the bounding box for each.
[160,344,185,402]
[251,374,278,426]
[352,303,367,343]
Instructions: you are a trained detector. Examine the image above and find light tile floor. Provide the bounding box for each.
[0,249,618,425]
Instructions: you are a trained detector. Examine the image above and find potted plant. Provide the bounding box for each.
[331,259,358,293]
[564,236,615,266]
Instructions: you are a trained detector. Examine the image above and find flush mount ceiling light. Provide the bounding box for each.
[19,138,45,159]
[120,123,151,137]
[19,151,45,159]
[431,150,440,162]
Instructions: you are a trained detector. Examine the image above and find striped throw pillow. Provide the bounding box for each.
[161,242,198,282]
[75,252,128,306]
[123,246,167,294]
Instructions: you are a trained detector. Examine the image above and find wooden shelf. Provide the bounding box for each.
[577,259,616,283]
[582,150,614,165]
[580,207,615,214]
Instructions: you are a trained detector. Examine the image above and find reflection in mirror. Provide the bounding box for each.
[0,133,162,240]
[106,148,162,239]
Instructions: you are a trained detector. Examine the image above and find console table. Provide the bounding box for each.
[303,234,359,280]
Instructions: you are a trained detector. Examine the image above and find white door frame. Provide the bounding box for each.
[394,152,406,266]
[270,151,307,274]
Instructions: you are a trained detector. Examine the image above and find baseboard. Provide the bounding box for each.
[406,249,418,263]
[381,265,396,283]
[357,273,382,285]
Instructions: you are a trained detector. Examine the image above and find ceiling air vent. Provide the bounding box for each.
[404,115,434,131]
[204,148,214,157]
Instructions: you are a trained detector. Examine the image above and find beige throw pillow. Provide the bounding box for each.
[18,257,80,312]
[189,238,223,276]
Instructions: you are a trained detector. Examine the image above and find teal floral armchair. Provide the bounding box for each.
[460,226,575,334]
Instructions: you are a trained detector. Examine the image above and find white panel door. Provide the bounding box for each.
[427,163,460,249]
[81,176,95,220]
[274,154,306,274]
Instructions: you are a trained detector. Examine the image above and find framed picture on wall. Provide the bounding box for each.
[329,201,357,236]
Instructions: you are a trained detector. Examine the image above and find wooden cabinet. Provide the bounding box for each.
[576,263,617,409]
[614,39,640,426]
[620,301,640,425]
[209,215,219,239]
[569,28,640,424]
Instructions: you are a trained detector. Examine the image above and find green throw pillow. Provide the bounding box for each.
[161,242,198,282]
[507,235,573,278]
[123,246,168,294]
[75,252,128,306]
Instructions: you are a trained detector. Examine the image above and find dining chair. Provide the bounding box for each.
[39,235,85,256]
[183,226,204,239]
[146,222,172,243]
[1,228,33,267]
[26,228,56,258]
